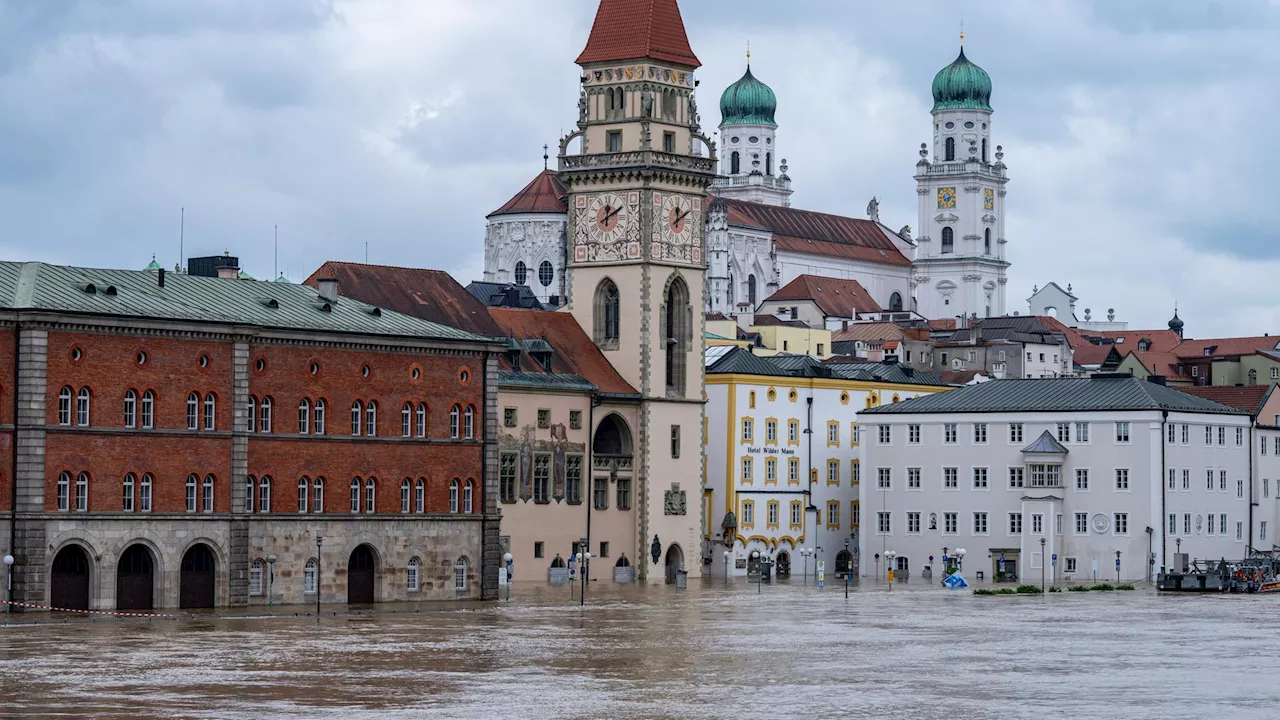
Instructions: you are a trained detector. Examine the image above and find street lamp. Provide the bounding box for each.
[843,541,851,599]
[751,550,763,594]
[315,534,323,618]
[3,554,13,623]
[885,550,897,591]
[799,547,812,585]
[267,553,277,607]
[503,552,513,601]
[575,551,591,607]
[955,548,967,574]
[1115,550,1122,584]
[1039,538,1046,593]
[722,550,731,586]
[874,553,880,582]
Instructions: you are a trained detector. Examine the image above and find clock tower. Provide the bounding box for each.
[559,0,716,581]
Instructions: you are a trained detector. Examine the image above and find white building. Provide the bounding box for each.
[859,375,1252,585]
[704,346,949,581]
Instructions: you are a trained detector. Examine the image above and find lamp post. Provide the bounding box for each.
[885,550,897,591]
[1039,538,1046,593]
[576,550,591,607]
[1115,550,1122,584]
[751,550,762,594]
[799,547,811,585]
[723,550,731,586]
[503,552,513,601]
[843,541,851,599]
[874,553,880,583]
[955,548,966,575]
[315,534,322,618]
[3,554,13,623]
[267,553,277,607]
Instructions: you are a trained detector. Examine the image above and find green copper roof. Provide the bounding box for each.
[144,256,163,271]
[719,65,777,127]
[931,47,992,112]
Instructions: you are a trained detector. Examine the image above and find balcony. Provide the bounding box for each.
[560,151,716,175]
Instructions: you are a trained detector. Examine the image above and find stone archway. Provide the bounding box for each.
[117,544,155,611]
[775,551,791,578]
[664,544,684,584]
[51,545,91,611]
[179,543,216,609]
[348,544,377,604]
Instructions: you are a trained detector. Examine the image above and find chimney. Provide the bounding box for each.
[503,285,522,307]
[157,267,166,288]
[735,302,753,333]
[216,264,239,280]
[317,277,339,302]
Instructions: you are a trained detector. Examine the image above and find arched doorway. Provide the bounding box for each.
[348,545,376,604]
[664,544,684,584]
[775,551,791,578]
[180,544,216,609]
[835,550,853,579]
[116,544,154,611]
[51,545,91,611]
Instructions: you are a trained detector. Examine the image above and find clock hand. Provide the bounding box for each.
[605,206,623,222]
[674,209,691,225]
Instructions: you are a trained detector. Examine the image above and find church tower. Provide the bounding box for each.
[912,40,1009,322]
[711,57,792,207]
[560,0,715,580]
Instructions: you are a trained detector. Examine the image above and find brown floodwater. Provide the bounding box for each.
[0,579,1276,719]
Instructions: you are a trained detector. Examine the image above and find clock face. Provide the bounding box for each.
[937,187,957,209]
[662,193,694,239]
[589,193,626,242]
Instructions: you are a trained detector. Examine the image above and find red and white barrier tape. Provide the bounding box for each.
[2,600,177,618]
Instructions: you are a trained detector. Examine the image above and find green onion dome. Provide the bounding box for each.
[931,48,992,112]
[719,65,777,127]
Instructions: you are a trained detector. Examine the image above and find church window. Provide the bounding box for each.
[941,227,954,254]
[944,137,956,161]
[730,151,740,175]
[747,275,757,307]
[982,138,989,163]
[889,292,903,312]
[964,121,974,129]
[607,131,622,153]
[665,276,692,396]
[765,152,773,175]
[594,279,621,349]
[945,122,955,130]
[663,131,675,154]
[538,260,554,287]
[514,261,527,285]
[984,228,991,255]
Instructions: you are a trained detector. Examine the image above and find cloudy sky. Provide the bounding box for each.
[1,0,1277,337]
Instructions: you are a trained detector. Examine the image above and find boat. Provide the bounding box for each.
[1157,551,1280,594]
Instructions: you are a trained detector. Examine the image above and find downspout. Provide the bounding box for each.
[480,351,490,599]
[586,391,598,587]
[806,396,815,555]
[9,320,18,563]
[1159,410,1167,573]
[1249,416,1256,553]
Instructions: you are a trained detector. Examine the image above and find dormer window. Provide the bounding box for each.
[1138,340,1150,352]
[1204,348,1212,357]
[532,352,552,373]
[507,351,521,372]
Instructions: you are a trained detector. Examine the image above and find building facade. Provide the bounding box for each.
[860,376,1251,585]
[3,262,502,612]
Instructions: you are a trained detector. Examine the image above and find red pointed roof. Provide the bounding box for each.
[765,275,881,318]
[575,0,700,68]
[488,170,568,218]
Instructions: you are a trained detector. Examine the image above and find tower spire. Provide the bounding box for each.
[960,21,965,46]
[746,40,751,66]
[543,144,549,170]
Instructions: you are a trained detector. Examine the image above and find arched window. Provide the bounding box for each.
[350,477,361,513]
[141,390,154,429]
[57,386,72,426]
[249,560,264,597]
[464,480,474,514]
[56,471,70,511]
[351,400,362,436]
[186,392,199,430]
[416,403,427,437]
[401,402,412,437]
[1249,369,1259,385]
[415,478,425,513]
[298,477,309,513]
[464,406,475,439]
[202,474,214,512]
[984,228,992,255]
[450,479,460,513]
[185,474,198,512]
[140,473,152,512]
[941,227,954,254]
[314,399,326,435]
[945,136,956,161]
[538,260,554,288]
[245,475,256,513]
[594,279,621,347]
[260,396,273,433]
[304,559,317,594]
[407,557,421,592]
[247,395,257,432]
[259,475,272,513]
[313,476,324,513]
[299,398,311,435]
[124,389,137,428]
[123,472,136,512]
[366,401,377,437]
[747,275,757,307]
[76,387,91,426]
[203,392,216,431]
[665,276,692,396]
[450,405,461,439]
[400,478,411,513]
[454,557,469,592]
[982,138,988,163]
[514,261,528,286]
[75,472,89,512]
[365,477,376,514]
[731,151,740,175]
[889,292,903,312]
[765,152,773,175]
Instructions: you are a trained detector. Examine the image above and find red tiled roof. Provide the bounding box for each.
[1175,335,1280,359]
[1178,385,1273,415]
[1071,344,1115,367]
[725,199,911,267]
[832,322,905,344]
[1123,350,1190,381]
[928,319,958,330]
[575,0,700,67]
[705,312,731,321]
[765,275,881,318]
[488,170,568,218]
[303,262,501,336]
[487,308,638,395]
[1071,328,1182,353]
[939,369,989,385]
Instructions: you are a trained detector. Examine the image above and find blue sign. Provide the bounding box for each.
[1051,553,1057,566]
[1115,557,1121,568]
[942,572,969,589]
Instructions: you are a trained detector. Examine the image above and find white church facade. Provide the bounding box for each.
[483,40,1012,324]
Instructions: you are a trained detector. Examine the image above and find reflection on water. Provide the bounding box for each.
[1,580,1278,719]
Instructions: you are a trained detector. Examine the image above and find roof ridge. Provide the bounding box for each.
[318,260,451,275]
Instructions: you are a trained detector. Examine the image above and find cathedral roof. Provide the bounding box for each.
[575,0,700,68]
[766,275,881,318]
[720,65,777,127]
[723,199,912,267]
[487,170,568,218]
[932,47,993,112]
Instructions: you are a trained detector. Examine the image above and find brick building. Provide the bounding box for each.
[0,261,502,611]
